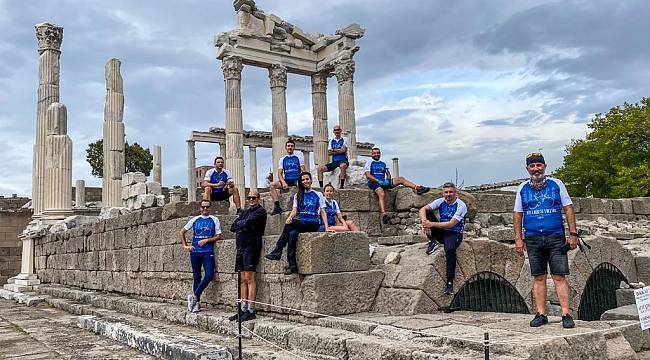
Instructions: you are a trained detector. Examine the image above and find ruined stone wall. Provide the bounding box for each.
[0,210,32,284]
[0,196,30,210]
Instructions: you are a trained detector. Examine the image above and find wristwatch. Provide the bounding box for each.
[569,231,579,237]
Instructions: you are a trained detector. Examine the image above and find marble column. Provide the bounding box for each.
[32,22,63,218]
[153,144,162,184]
[3,234,39,291]
[43,102,73,221]
[392,158,400,178]
[311,73,329,167]
[75,180,86,208]
[219,143,227,160]
[102,58,125,208]
[223,55,245,206]
[187,140,196,202]
[248,146,258,191]
[269,64,288,181]
[335,59,358,161]
[303,151,311,172]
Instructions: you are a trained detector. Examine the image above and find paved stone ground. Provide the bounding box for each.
[0,299,154,360]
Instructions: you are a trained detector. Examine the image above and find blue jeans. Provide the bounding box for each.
[190,252,215,301]
[426,211,462,281]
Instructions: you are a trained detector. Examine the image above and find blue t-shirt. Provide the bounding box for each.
[428,198,468,233]
[292,190,326,223]
[183,215,222,254]
[322,199,340,226]
[363,160,387,183]
[513,177,573,237]
[204,168,232,193]
[278,153,304,182]
[329,137,348,162]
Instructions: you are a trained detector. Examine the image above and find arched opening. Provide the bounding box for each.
[450,271,529,314]
[578,262,628,321]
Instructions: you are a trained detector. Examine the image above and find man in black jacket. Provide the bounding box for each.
[228,190,267,321]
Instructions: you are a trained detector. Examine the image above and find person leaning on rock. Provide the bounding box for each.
[513,152,578,329]
[419,182,467,295]
[364,147,430,224]
[228,190,267,322]
[179,200,222,313]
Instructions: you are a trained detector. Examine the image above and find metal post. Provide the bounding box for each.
[484,332,490,360]
[237,270,242,359]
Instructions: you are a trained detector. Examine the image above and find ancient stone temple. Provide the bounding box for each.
[215,0,365,202]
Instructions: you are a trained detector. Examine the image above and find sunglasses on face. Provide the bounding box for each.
[201,205,211,209]
[246,196,258,200]
[333,129,341,131]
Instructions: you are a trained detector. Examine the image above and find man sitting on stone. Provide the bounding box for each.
[364,147,430,224]
[317,125,349,189]
[202,156,242,214]
[179,200,222,313]
[229,190,267,322]
[419,182,467,295]
[269,140,306,215]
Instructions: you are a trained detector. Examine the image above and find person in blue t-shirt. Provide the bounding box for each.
[202,156,242,214]
[419,182,468,295]
[513,152,577,329]
[269,140,306,215]
[179,200,222,313]
[364,147,430,224]
[319,183,359,232]
[265,172,327,275]
[317,125,349,189]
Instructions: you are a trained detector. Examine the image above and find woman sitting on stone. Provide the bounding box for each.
[265,172,328,275]
[320,183,359,233]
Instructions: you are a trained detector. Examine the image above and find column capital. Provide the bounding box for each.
[311,72,328,93]
[269,63,287,88]
[222,55,243,80]
[35,22,63,54]
[334,59,355,83]
[187,139,195,146]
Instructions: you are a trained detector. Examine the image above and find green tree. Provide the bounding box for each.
[555,98,650,198]
[85,140,153,178]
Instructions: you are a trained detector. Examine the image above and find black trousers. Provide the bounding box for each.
[271,219,320,271]
[426,211,463,281]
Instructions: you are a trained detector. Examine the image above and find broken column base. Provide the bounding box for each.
[4,274,40,292]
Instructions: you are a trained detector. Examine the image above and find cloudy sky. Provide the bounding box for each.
[1,0,648,196]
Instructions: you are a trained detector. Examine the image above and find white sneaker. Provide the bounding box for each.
[192,303,200,313]
[187,293,197,312]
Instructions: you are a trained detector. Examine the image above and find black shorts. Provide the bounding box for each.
[325,159,349,172]
[235,243,262,272]
[525,234,570,276]
[368,179,394,191]
[210,190,232,202]
[284,179,298,187]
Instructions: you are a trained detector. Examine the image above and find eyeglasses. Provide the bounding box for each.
[526,152,543,158]
[201,205,211,209]
[333,128,341,131]
[246,196,258,200]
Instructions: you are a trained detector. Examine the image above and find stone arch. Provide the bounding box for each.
[577,262,628,321]
[450,271,529,314]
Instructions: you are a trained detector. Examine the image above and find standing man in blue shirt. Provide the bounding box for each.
[364,147,430,224]
[179,200,222,313]
[513,152,577,329]
[419,182,468,295]
[202,156,242,214]
[317,125,349,189]
[269,140,306,215]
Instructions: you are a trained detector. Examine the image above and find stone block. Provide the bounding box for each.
[376,235,428,245]
[372,287,437,315]
[258,236,288,274]
[162,201,200,220]
[474,193,516,213]
[632,197,650,215]
[215,239,236,274]
[129,183,148,198]
[296,232,370,274]
[141,207,163,224]
[619,199,634,214]
[301,270,384,316]
[601,304,638,320]
[121,172,146,187]
[635,256,650,284]
[146,182,162,195]
[487,226,515,242]
[615,288,636,307]
[337,189,371,211]
[121,186,129,200]
[357,212,382,236]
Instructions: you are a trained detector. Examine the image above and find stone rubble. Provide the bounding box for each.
[121,171,165,211]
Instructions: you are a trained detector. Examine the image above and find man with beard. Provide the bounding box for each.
[419,182,467,295]
[317,125,349,189]
[202,156,242,214]
[364,147,430,224]
[513,152,578,329]
[269,140,306,215]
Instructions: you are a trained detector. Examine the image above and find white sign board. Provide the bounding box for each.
[635,286,650,331]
